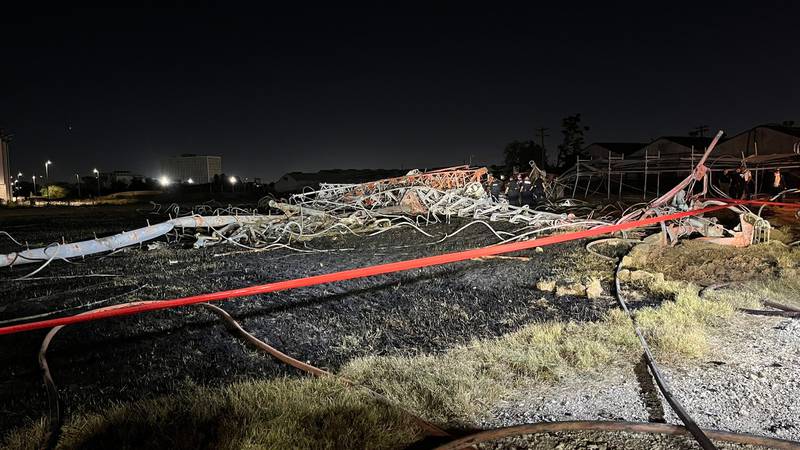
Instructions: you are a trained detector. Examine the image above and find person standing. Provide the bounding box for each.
[498,174,507,201]
[771,168,785,195]
[489,174,503,201]
[520,175,534,207]
[727,168,743,199]
[741,167,753,199]
[506,173,521,206]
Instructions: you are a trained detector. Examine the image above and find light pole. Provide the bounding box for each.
[75,174,81,198]
[93,168,100,195]
[32,175,37,196]
[229,176,237,193]
[45,160,52,200]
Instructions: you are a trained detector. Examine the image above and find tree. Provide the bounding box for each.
[556,114,589,169]
[41,185,69,199]
[503,140,545,173]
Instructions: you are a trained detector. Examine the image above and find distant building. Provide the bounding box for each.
[110,170,144,187]
[581,142,646,159]
[160,154,222,184]
[274,168,407,193]
[714,124,800,157]
[629,136,713,158]
[0,135,11,203]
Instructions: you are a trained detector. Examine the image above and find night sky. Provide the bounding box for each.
[2,3,798,182]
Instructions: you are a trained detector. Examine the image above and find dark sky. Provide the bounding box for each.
[2,3,798,182]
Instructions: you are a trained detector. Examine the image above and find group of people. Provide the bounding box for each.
[488,172,545,207]
[723,167,786,200]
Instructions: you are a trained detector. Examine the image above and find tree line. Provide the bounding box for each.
[502,114,588,174]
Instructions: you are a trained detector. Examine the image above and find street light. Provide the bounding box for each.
[229,176,237,193]
[93,168,100,195]
[32,175,36,195]
[44,161,52,200]
[159,176,171,187]
[187,178,194,184]
[75,173,81,198]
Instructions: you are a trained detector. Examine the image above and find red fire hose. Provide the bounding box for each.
[0,200,797,336]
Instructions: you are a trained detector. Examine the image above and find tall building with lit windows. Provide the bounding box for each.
[160,154,222,184]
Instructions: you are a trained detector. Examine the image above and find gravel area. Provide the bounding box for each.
[475,430,773,450]
[481,313,800,448]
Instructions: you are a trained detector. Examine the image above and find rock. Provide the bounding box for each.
[643,233,664,244]
[621,255,635,267]
[585,277,603,299]
[627,270,665,285]
[556,282,586,297]
[536,279,556,292]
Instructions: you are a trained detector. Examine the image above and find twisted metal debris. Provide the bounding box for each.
[1,141,782,274]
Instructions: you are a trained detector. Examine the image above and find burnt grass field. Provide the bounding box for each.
[0,205,613,435]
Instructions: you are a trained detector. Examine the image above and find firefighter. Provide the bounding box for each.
[520,174,534,207]
[506,173,521,206]
[489,174,504,201]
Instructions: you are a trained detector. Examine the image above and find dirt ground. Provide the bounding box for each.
[0,205,608,435]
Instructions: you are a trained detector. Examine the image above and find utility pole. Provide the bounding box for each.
[690,125,709,137]
[535,127,550,166]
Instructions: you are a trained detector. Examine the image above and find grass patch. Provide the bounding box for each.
[2,378,422,450]
[636,279,734,359]
[704,277,800,310]
[623,240,799,284]
[340,284,728,424]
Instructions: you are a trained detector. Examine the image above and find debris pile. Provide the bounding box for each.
[1,134,793,276]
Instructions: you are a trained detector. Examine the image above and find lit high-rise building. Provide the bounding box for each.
[160,154,222,184]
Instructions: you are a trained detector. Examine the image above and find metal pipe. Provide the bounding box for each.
[0,216,279,267]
